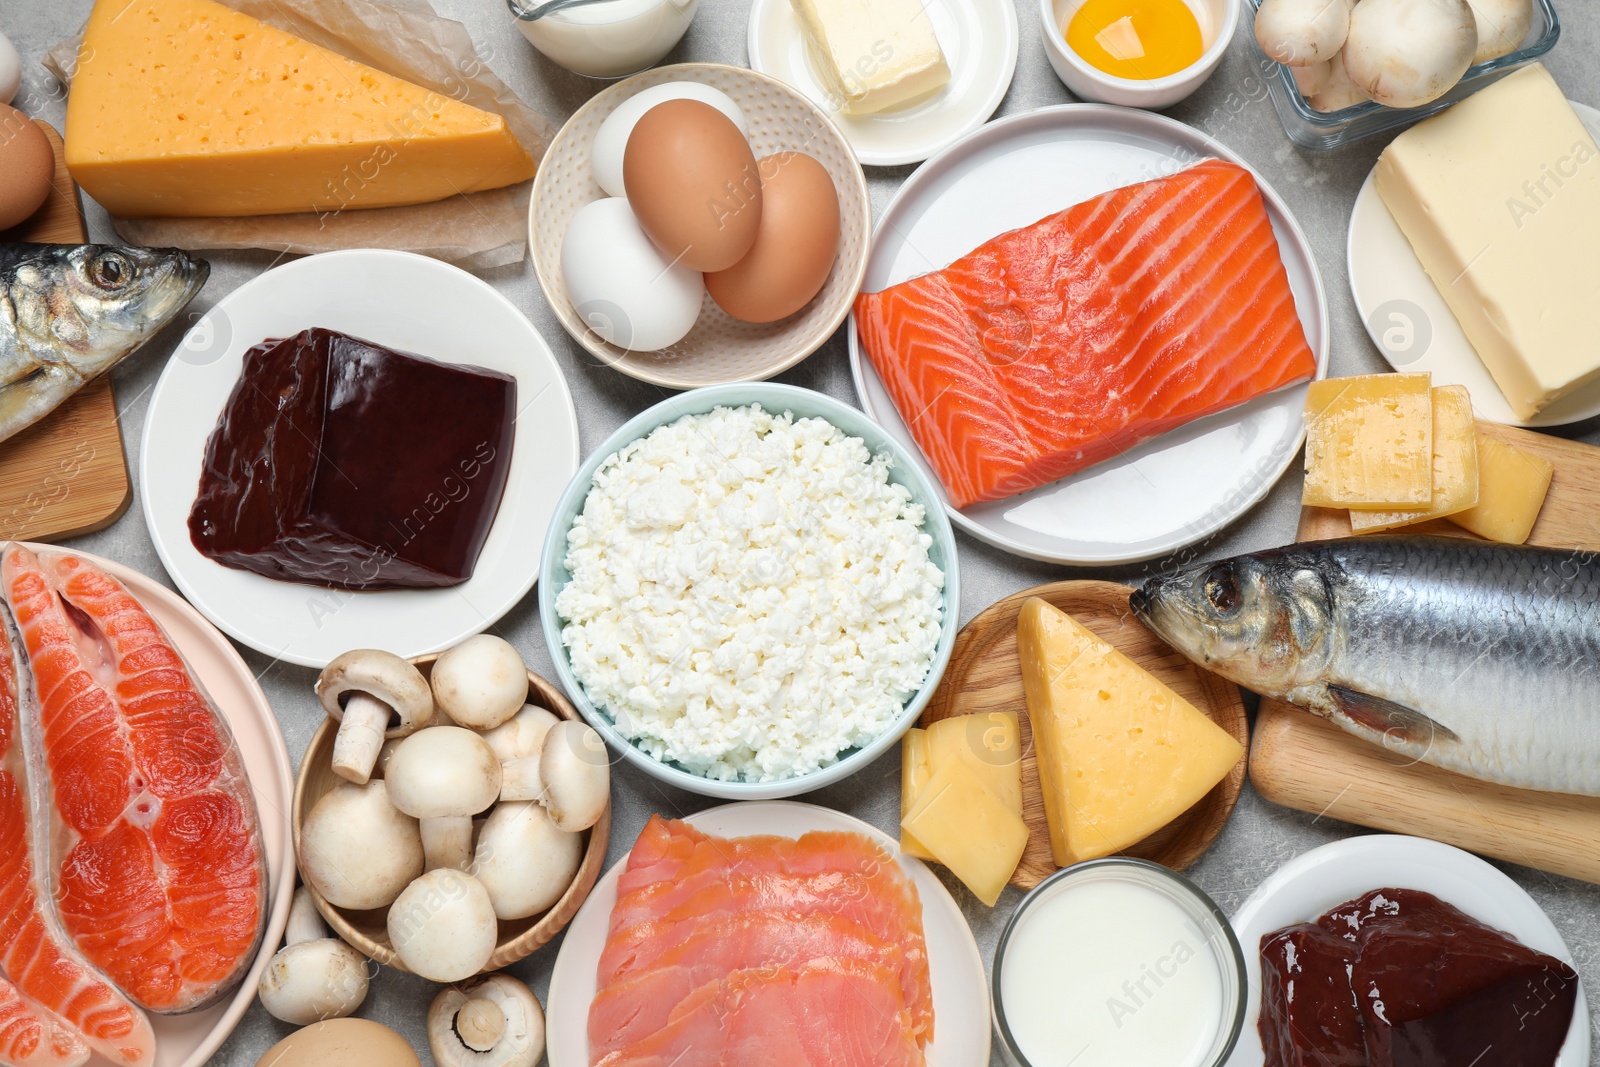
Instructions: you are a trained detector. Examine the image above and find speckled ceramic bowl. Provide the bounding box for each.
[529,63,870,389]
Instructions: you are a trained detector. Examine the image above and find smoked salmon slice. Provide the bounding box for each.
[0,979,87,1067]
[2,545,267,1015]
[854,158,1318,509]
[0,607,154,1064]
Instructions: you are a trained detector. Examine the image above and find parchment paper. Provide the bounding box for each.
[46,0,555,268]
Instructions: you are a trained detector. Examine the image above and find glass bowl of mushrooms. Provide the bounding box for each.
[290,635,612,979]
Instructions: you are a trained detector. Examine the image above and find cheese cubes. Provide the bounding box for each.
[1447,435,1555,545]
[1375,64,1600,420]
[789,0,951,114]
[1302,374,1434,509]
[1017,598,1242,867]
[1349,385,1479,532]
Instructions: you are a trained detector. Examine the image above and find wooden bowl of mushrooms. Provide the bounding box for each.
[291,635,611,979]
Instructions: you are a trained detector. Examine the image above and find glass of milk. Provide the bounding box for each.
[993,858,1247,1067]
[508,0,700,79]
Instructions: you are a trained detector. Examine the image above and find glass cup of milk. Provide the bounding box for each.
[508,0,699,79]
[993,858,1248,1067]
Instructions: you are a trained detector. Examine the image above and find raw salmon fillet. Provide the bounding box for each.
[0,609,155,1064]
[2,546,267,1014]
[854,158,1318,509]
[0,978,86,1067]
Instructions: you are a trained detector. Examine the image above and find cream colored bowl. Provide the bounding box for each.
[530,62,870,389]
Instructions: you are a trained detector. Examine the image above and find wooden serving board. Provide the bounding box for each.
[1250,419,1600,884]
[0,121,131,542]
[920,580,1249,890]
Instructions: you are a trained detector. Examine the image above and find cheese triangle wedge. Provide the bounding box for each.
[1017,597,1243,867]
[65,0,537,217]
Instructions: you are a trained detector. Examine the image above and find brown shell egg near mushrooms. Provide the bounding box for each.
[429,974,545,1067]
[258,886,370,1024]
[316,650,434,785]
[300,778,425,910]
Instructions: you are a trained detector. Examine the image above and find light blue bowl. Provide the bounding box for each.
[539,383,961,800]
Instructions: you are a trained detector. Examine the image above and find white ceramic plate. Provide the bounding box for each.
[746,0,1018,167]
[847,105,1330,565]
[16,544,296,1067]
[1347,102,1600,428]
[1226,835,1589,1067]
[140,249,579,669]
[546,801,990,1066]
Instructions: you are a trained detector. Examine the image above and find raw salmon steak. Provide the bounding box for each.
[0,978,87,1067]
[0,607,155,1064]
[2,545,267,1014]
[854,158,1318,509]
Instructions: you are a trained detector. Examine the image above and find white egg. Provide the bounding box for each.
[561,197,704,352]
[591,82,748,198]
[0,32,20,106]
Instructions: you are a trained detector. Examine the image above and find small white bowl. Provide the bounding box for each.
[1040,0,1238,109]
[512,0,698,80]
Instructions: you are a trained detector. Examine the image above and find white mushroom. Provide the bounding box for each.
[258,887,370,1025]
[482,705,560,803]
[428,974,545,1067]
[385,726,502,871]
[300,779,424,910]
[1254,0,1353,65]
[430,635,528,730]
[473,801,583,920]
[316,650,434,785]
[1343,0,1477,109]
[1310,51,1371,111]
[1466,0,1531,62]
[1292,57,1332,96]
[539,721,610,833]
[375,706,457,779]
[386,868,498,983]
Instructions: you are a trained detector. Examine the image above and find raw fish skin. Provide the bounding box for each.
[2,545,267,1014]
[0,978,87,1067]
[854,158,1317,509]
[0,605,155,1064]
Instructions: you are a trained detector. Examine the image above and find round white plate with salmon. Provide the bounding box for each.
[848,104,1330,566]
[546,801,989,1067]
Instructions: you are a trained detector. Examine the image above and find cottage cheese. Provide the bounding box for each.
[556,404,945,783]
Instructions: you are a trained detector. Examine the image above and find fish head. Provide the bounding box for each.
[1130,550,1337,696]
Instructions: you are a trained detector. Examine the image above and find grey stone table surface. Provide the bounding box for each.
[5,0,1600,1063]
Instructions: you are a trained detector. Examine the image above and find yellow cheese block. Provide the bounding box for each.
[65,0,536,217]
[1017,597,1243,867]
[899,728,935,861]
[1447,434,1554,544]
[901,756,1028,907]
[1351,385,1480,533]
[1303,373,1434,509]
[925,712,1022,816]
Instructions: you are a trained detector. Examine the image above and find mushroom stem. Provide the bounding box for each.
[331,692,395,785]
[455,997,507,1052]
[285,886,328,946]
[499,756,544,803]
[421,815,474,871]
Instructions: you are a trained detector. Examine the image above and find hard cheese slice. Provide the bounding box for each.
[925,712,1022,816]
[1303,373,1434,509]
[65,0,536,217]
[1351,385,1479,532]
[901,756,1027,907]
[1447,434,1554,544]
[899,729,935,861]
[1017,597,1243,867]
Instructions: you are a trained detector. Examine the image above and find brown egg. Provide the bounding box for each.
[706,152,840,324]
[0,104,53,231]
[623,99,762,273]
[254,1018,421,1067]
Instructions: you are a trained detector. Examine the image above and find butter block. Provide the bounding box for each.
[925,712,1022,816]
[1447,434,1554,544]
[65,0,536,217]
[1351,385,1480,533]
[1017,597,1243,867]
[789,0,950,114]
[901,756,1027,907]
[1375,64,1600,420]
[899,728,935,861]
[1303,373,1434,509]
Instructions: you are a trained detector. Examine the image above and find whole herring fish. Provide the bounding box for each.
[0,243,209,444]
[1130,536,1600,795]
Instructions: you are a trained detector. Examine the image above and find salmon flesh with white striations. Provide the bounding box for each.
[1,544,266,1014]
[0,978,87,1067]
[1130,536,1600,795]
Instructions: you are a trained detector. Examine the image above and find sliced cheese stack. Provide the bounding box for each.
[65,0,536,217]
[1016,598,1242,868]
[1349,384,1479,532]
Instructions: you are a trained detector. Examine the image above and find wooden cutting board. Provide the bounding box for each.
[0,121,131,542]
[920,580,1249,890]
[1250,419,1600,884]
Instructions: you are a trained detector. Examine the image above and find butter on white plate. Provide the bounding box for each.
[789,0,951,114]
[1375,64,1600,421]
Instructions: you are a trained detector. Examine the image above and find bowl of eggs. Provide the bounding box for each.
[530,62,871,389]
